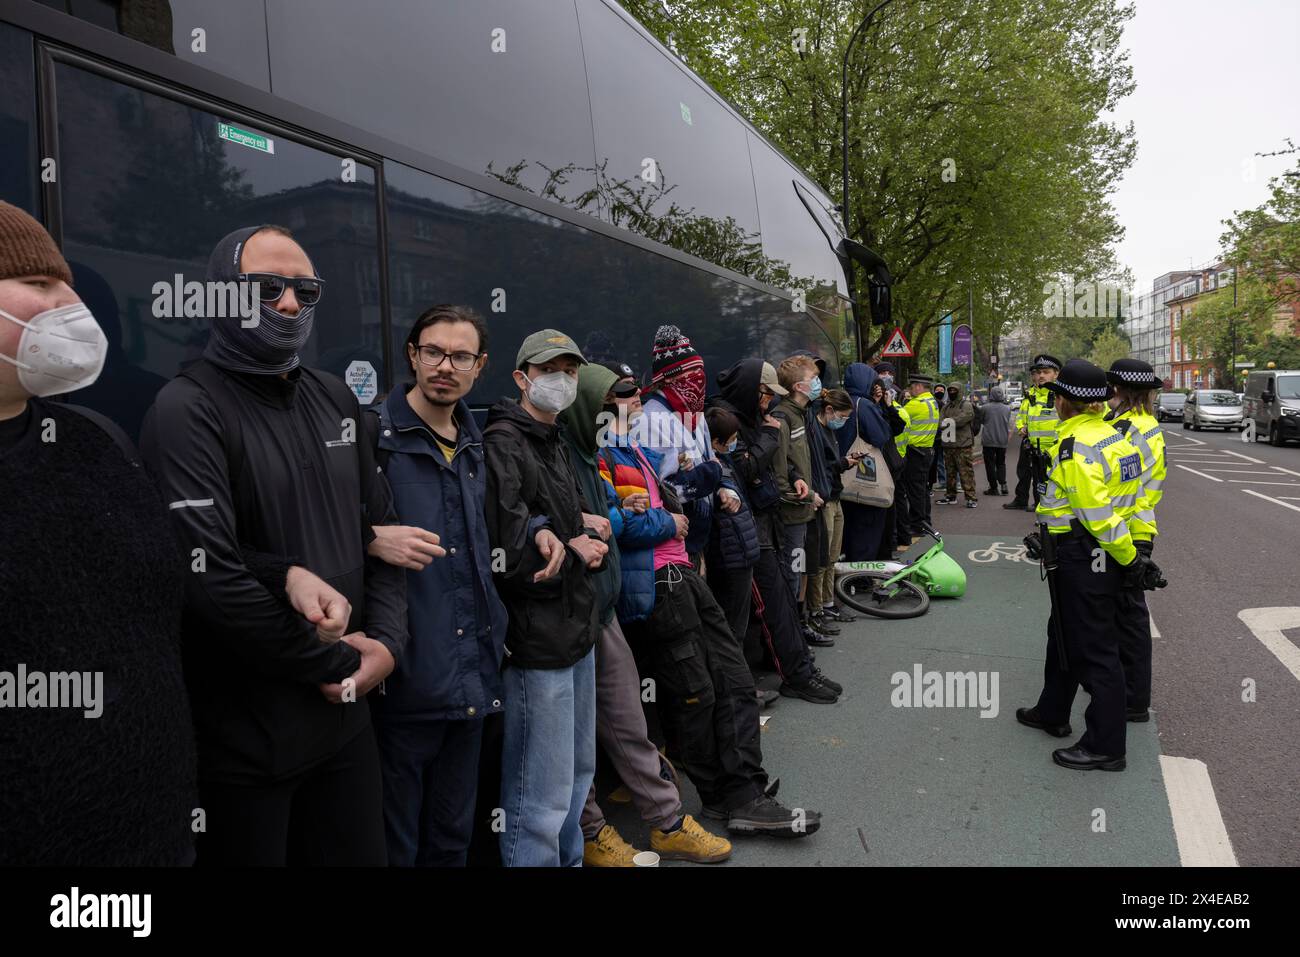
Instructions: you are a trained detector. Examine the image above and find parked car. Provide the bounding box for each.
[1183,389,1244,431]
[1156,392,1186,422]
[1244,369,1300,446]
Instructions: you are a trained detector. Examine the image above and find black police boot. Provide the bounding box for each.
[1052,745,1126,772]
[1002,500,1029,510]
[1015,706,1072,738]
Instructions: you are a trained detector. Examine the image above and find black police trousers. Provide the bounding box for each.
[1013,443,1037,505]
[1115,545,1154,712]
[625,565,768,811]
[902,446,934,537]
[1034,534,1128,757]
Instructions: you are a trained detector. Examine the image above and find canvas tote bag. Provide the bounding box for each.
[839,399,895,508]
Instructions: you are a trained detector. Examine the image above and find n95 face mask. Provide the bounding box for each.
[0,302,108,397]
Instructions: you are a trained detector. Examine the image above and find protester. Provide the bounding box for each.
[141,224,407,865]
[790,352,839,639]
[483,329,607,867]
[712,359,840,703]
[875,362,912,554]
[980,386,1013,495]
[0,201,197,866]
[937,382,978,508]
[562,363,732,865]
[837,362,893,560]
[769,356,819,624]
[602,377,823,836]
[640,324,722,566]
[808,388,859,626]
[362,305,504,867]
[930,385,948,491]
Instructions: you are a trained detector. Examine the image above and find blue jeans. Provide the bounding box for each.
[499,646,596,867]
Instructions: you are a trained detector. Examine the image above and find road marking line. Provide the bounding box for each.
[1159,756,1238,867]
[1242,489,1300,513]
[1197,468,1280,473]
[1174,464,1223,482]
[1238,607,1300,683]
[1228,480,1300,486]
[1150,615,1161,638]
[1220,449,1266,464]
[1271,466,1300,478]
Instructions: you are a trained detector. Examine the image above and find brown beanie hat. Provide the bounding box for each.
[0,201,73,286]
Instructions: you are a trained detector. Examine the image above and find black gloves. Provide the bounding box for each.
[1135,539,1154,559]
[1123,552,1167,591]
[1023,531,1043,561]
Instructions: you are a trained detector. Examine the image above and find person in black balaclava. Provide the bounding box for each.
[140,225,407,866]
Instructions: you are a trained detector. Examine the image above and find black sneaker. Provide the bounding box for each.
[1000,485,1009,496]
[811,668,842,694]
[965,499,978,508]
[1002,501,1029,510]
[936,496,956,505]
[779,678,838,704]
[727,790,822,837]
[822,605,857,623]
[983,487,998,496]
[802,625,835,647]
[809,614,840,636]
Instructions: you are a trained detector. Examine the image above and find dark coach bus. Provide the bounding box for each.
[0,0,859,436]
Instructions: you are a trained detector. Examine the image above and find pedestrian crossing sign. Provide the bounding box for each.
[881,327,913,357]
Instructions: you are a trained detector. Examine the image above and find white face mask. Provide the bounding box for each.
[523,369,578,413]
[0,301,108,397]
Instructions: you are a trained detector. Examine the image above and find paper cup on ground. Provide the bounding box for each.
[632,851,659,867]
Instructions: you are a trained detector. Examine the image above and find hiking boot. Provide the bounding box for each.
[727,787,822,838]
[651,814,733,863]
[779,677,838,703]
[583,825,640,867]
[811,668,842,694]
[965,499,978,508]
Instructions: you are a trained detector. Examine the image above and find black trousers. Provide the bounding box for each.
[902,447,934,537]
[1013,443,1044,506]
[196,725,387,866]
[749,548,815,684]
[1034,535,1128,757]
[1115,542,1154,712]
[706,562,754,649]
[629,566,767,811]
[892,467,912,546]
[983,446,1007,489]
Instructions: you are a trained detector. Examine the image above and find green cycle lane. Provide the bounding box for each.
[599,534,1179,867]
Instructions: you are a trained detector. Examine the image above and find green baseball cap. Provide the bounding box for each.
[516,328,588,369]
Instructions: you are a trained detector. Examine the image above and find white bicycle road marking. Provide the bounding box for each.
[1174,464,1223,482]
[1159,755,1238,868]
[967,542,1029,563]
[1237,607,1300,684]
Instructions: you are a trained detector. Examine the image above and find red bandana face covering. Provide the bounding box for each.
[664,365,707,421]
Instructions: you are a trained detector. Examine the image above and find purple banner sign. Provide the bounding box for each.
[953,324,973,366]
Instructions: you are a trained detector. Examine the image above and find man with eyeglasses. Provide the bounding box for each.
[361,304,506,867]
[141,225,407,865]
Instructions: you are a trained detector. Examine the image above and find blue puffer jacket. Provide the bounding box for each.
[706,452,760,570]
[370,389,508,722]
[598,437,679,623]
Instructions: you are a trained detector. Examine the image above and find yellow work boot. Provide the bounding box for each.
[650,814,733,864]
[606,785,632,804]
[583,825,639,867]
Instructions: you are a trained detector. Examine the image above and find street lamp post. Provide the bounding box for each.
[840,0,899,343]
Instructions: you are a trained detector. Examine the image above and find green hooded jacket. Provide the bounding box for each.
[560,364,623,625]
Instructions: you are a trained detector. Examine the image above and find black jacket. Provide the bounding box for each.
[140,360,407,783]
[483,398,598,669]
[713,359,783,548]
[1,400,197,864]
[706,451,761,570]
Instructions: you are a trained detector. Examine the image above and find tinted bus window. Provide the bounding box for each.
[576,0,762,245]
[267,0,596,202]
[53,61,383,438]
[0,22,38,212]
[386,159,838,409]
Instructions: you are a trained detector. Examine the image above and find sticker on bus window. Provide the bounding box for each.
[218,122,275,155]
[346,360,378,405]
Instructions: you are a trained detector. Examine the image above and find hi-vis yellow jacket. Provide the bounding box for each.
[1023,385,1061,455]
[1109,408,1165,543]
[893,400,910,456]
[1035,410,1140,566]
[902,391,939,450]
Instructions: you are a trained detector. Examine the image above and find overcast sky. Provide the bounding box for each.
[1110,0,1300,296]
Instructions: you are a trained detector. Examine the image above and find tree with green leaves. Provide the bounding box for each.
[623,0,1136,377]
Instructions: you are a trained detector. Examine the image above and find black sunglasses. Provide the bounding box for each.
[239,272,326,306]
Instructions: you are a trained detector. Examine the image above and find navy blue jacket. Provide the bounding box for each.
[706,452,761,570]
[838,362,892,454]
[371,389,508,722]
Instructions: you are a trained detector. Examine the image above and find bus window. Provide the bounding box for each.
[51,60,384,437]
[0,22,38,212]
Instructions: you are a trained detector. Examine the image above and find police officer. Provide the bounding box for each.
[1015,359,1161,771]
[1003,354,1062,510]
[899,373,940,541]
[1105,358,1167,722]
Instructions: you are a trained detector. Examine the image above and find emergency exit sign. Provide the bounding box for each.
[218,122,275,154]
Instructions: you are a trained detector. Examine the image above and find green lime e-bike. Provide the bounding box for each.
[833,523,966,619]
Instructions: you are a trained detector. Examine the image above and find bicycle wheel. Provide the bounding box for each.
[835,570,931,619]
